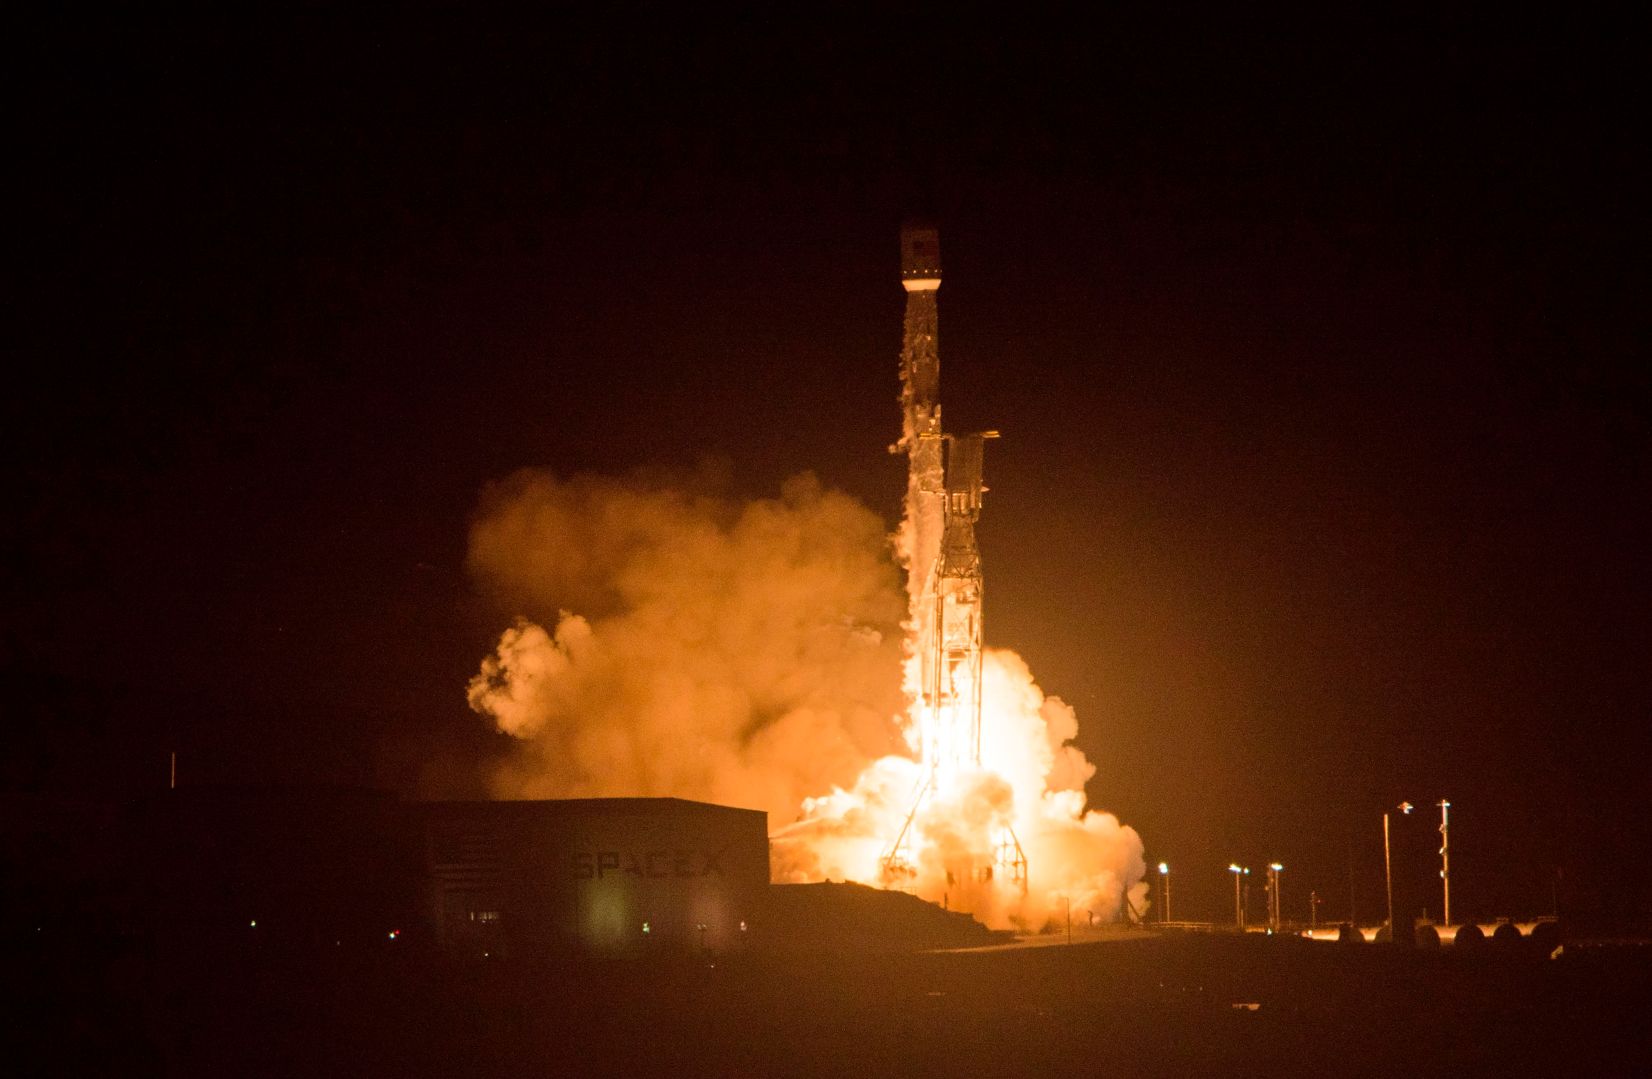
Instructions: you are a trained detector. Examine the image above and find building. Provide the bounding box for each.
[417,797,769,957]
[121,788,768,958]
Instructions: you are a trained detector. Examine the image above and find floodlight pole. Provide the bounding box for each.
[1383,811,1393,933]
[1437,800,1451,926]
[1229,864,1248,929]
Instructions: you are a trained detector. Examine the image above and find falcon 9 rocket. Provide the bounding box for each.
[883,225,1024,891]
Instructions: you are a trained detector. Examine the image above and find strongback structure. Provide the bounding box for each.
[934,430,992,774]
[882,225,1025,893]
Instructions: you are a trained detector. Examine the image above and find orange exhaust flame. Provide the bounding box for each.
[771,642,1148,930]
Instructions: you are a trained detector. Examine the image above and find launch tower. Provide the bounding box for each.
[882,225,1026,893]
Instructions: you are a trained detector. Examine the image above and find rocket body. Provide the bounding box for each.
[897,224,987,786]
[885,224,1025,894]
[898,225,946,765]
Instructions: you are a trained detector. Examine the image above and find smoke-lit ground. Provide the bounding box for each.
[466,468,1146,927]
[21,932,1648,1077]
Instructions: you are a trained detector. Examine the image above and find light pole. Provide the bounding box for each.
[1267,863,1284,932]
[1158,862,1170,924]
[1229,864,1249,929]
[1310,890,1323,933]
[1437,800,1451,926]
[1384,801,1413,935]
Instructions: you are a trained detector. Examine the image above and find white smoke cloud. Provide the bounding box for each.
[466,465,1147,928]
[466,467,908,822]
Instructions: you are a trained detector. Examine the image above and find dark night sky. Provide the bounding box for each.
[8,10,1648,922]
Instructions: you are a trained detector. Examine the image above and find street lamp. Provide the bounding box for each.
[1384,801,1414,937]
[1437,800,1451,927]
[1158,862,1170,924]
[1228,864,1250,929]
[1267,863,1284,932]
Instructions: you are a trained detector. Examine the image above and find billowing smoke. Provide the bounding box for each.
[770,647,1148,928]
[467,466,1147,928]
[465,467,908,821]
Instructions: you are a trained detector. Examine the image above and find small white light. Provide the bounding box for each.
[249,920,257,928]
[1158,862,1169,875]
